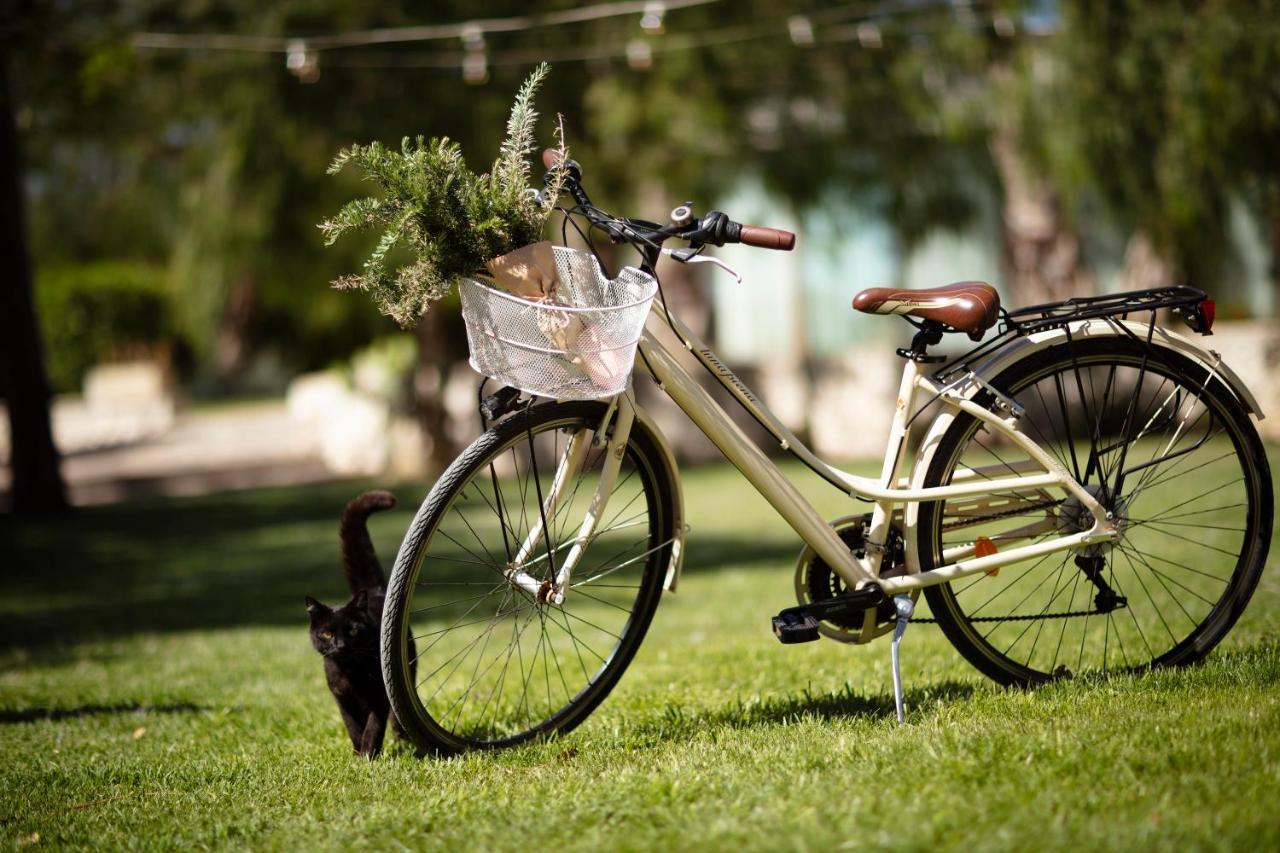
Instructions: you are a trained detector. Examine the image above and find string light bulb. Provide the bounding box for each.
[626,38,653,69]
[285,39,319,82]
[640,1,665,33]
[787,15,814,47]
[460,24,488,84]
[463,50,489,84]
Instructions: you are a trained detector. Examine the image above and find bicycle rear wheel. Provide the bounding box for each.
[381,400,675,755]
[918,337,1271,685]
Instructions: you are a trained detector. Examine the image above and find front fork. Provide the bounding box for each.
[505,393,636,605]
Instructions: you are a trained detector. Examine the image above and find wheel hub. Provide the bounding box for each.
[1056,484,1127,556]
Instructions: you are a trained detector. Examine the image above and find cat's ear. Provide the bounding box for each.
[304,596,327,614]
[350,589,368,610]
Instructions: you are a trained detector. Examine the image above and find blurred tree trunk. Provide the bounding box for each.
[990,119,1094,307]
[1117,231,1178,293]
[0,52,66,513]
[215,274,256,377]
[413,309,457,474]
[1271,193,1280,312]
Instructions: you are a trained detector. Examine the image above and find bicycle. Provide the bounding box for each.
[380,151,1273,756]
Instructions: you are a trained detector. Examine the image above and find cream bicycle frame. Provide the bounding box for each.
[512,297,1122,617]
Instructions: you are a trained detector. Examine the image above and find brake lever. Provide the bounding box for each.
[662,247,743,283]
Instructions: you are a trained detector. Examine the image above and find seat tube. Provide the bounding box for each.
[865,358,921,568]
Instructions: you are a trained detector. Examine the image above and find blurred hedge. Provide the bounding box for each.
[36,262,179,393]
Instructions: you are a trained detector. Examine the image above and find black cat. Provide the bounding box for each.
[305,490,402,758]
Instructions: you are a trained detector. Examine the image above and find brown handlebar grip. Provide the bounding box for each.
[738,225,796,251]
[542,148,563,169]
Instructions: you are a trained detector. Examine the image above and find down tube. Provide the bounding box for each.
[636,332,875,590]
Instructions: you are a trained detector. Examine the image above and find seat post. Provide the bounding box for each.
[897,321,945,364]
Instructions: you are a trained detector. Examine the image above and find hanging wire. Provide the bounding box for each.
[131,0,723,53]
[128,0,1017,75]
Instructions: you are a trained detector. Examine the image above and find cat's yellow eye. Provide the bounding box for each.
[349,626,359,636]
[321,631,334,640]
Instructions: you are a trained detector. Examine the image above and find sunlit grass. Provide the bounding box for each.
[934,434,1258,675]
[1,455,1278,850]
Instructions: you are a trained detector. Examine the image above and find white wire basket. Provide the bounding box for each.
[459,246,658,400]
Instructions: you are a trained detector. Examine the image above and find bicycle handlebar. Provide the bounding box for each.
[737,225,796,251]
[540,148,796,253]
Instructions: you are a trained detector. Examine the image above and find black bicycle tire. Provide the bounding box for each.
[918,337,1272,685]
[381,399,675,755]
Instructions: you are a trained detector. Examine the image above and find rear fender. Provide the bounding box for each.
[903,318,1262,565]
[970,319,1261,418]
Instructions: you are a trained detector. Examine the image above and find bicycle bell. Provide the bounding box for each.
[670,202,694,226]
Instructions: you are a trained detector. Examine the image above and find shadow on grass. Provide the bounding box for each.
[0,481,384,652]
[0,479,802,652]
[0,702,215,725]
[622,641,1280,746]
[628,679,980,744]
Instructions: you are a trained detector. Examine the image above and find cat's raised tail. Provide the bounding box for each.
[340,490,397,594]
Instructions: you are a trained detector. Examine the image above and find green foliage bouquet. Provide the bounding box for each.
[320,63,565,327]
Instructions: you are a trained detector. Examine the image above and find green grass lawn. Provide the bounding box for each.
[2,458,1278,850]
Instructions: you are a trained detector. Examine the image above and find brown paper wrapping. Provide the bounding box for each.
[483,241,630,392]
[484,241,560,301]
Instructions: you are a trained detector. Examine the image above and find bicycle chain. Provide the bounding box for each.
[861,498,1107,624]
[940,498,1064,531]
[910,607,1118,624]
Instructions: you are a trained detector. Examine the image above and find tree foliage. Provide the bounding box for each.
[36,262,173,392]
[319,64,564,327]
[1025,0,1280,290]
[14,0,1280,395]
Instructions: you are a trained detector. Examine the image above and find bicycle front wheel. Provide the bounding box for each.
[382,399,675,755]
[918,336,1272,685]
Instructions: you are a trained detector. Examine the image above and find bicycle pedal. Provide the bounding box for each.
[771,584,887,645]
[771,609,821,644]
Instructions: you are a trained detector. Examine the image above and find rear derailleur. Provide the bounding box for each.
[1075,554,1128,613]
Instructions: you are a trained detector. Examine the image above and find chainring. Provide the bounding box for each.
[798,514,908,639]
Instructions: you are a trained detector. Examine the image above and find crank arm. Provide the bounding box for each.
[771,584,886,644]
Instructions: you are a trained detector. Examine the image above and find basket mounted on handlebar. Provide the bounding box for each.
[458,149,797,401]
[459,246,657,401]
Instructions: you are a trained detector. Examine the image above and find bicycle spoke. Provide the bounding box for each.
[386,404,668,751]
[994,554,1072,653]
[925,339,1262,684]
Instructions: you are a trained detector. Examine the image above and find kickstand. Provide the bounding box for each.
[890,594,914,724]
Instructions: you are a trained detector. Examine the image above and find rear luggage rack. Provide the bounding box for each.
[1004,285,1208,335]
[934,285,1212,383]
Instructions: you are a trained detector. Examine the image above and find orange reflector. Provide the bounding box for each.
[975,536,999,575]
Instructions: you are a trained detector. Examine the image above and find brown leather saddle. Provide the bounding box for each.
[851,281,1001,341]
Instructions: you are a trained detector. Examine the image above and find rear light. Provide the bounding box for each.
[1200,298,1216,332]
[1178,298,1215,335]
